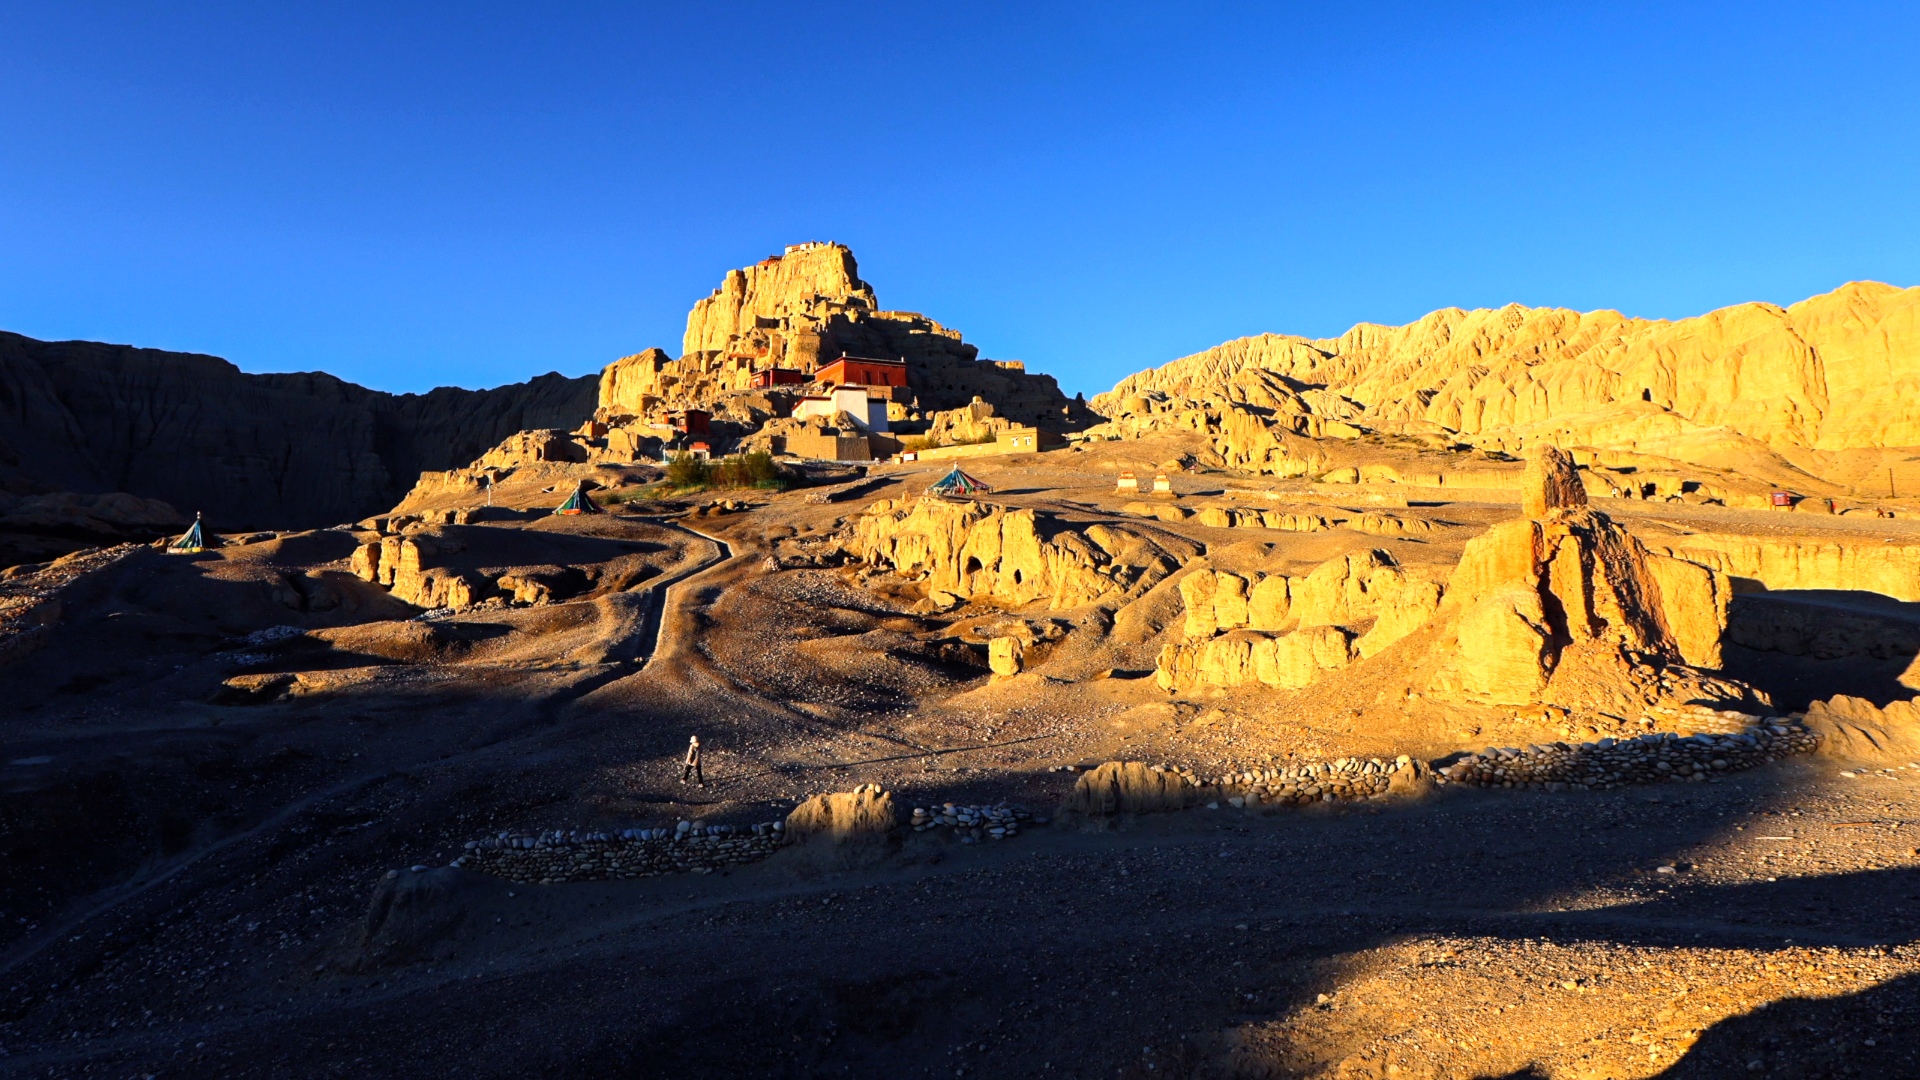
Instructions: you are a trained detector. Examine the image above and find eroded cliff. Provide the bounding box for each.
[1094,281,1920,491]
[0,331,597,530]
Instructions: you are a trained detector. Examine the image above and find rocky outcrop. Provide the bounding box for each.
[1803,695,1920,764]
[1154,446,1744,712]
[1429,447,1735,706]
[923,398,1022,445]
[0,330,597,529]
[1096,281,1920,489]
[783,784,900,842]
[1522,441,1588,518]
[850,497,1198,611]
[1061,761,1205,817]
[595,243,1092,431]
[350,532,490,610]
[1155,550,1443,691]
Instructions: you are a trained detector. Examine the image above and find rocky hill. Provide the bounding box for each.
[1094,281,1920,491]
[599,242,1092,430]
[0,331,597,529]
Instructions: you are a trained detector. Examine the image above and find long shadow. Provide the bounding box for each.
[6,747,1918,1079]
[708,732,1061,786]
[1722,589,1920,710]
[1654,971,1920,1077]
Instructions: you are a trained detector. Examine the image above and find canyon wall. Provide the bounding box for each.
[0,331,597,529]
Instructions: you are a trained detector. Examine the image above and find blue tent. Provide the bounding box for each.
[927,465,990,497]
[168,513,207,553]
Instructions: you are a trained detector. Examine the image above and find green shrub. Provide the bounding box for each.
[740,450,780,484]
[666,452,711,488]
[708,451,782,489]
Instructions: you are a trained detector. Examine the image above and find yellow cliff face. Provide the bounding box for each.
[1095,281,1920,479]
[681,241,873,361]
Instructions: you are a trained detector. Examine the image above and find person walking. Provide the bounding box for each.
[681,735,704,786]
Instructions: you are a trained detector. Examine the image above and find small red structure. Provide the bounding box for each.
[1770,491,1795,508]
[656,409,711,436]
[750,367,808,389]
[817,354,907,389]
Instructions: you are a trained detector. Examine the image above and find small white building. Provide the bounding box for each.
[791,386,889,432]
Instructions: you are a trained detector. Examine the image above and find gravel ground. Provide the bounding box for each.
[2,763,1915,1079]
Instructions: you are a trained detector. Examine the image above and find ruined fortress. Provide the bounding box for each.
[601,242,1081,425]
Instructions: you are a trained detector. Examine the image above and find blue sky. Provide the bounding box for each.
[1,2,1915,398]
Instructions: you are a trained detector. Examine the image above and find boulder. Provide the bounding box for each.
[1061,762,1202,818]
[1645,553,1730,668]
[1445,586,1554,703]
[1803,695,1920,764]
[988,636,1024,677]
[779,780,898,841]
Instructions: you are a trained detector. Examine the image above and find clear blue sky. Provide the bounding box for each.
[2,2,1916,399]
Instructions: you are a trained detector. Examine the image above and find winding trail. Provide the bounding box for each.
[631,517,738,670]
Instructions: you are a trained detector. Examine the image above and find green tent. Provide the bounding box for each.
[553,480,602,516]
[168,513,207,553]
[927,465,991,497]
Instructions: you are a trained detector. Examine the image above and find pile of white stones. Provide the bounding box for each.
[1435,721,1820,791]
[1203,756,1411,806]
[1079,757,1411,808]
[910,803,1038,842]
[456,822,786,885]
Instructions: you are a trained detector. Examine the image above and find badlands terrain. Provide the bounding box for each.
[2,249,1920,1079]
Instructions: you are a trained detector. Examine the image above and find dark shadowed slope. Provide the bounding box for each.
[0,331,598,529]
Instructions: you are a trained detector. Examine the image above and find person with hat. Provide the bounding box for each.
[681,735,705,786]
